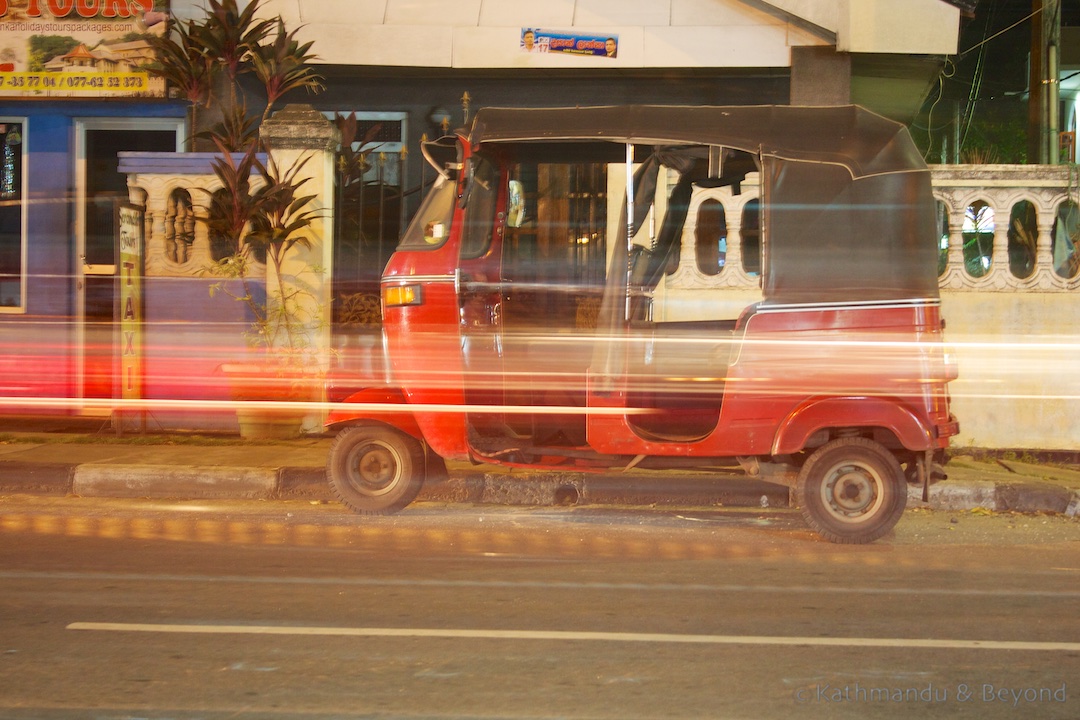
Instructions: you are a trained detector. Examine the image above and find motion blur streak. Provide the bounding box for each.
[0,396,648,415]
[0,511,767,560]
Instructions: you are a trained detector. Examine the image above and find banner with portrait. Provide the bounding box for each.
[521,28,618,59]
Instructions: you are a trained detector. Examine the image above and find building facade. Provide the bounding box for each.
[0,1,187,411]
[5,0,1080,450]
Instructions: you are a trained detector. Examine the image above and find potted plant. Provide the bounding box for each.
[148,0,327,437]
[206,141,327,437]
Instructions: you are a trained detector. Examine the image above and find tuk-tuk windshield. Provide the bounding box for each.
[397,173,457,251]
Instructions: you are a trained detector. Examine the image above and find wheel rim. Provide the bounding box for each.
[346,440,402,497]
[819,461,885,523]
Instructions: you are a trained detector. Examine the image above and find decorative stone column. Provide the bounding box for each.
[260,104,340,430]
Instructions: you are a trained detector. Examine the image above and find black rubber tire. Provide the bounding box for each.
[795,437,907,544]
[327,425,426,515]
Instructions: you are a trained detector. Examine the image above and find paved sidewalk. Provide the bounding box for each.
[0,422,1078,514]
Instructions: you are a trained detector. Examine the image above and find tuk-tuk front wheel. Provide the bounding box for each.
[327,425,425,515]
[795,437,906,544]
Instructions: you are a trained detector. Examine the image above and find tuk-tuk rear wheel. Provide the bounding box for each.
[327,425,425,515]
[795,437,906,544]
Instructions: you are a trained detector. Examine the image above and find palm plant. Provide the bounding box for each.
[198,0,274,83]
[146,1,330,436]
[149,1,327,363]
[148,0,321,151]
[207,139,321,359]
[146,17,213,148]
[251,18,325,125]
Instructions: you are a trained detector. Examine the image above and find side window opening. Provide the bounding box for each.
[963,200,994,278]
[502,160,608,330]
[1053,200,1080,279]
[741,198,761,277]
[1007,200,1037,279]
[695,198,726,276]
[936,199,950,277]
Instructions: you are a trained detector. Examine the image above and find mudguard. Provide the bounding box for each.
[772,396,933,455]
[325,386,424,439]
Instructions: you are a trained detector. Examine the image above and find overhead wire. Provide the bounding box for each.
[924,1,1044,161]
[958,5,1043,58]
[922,58,957,161]
[958,3,996,154]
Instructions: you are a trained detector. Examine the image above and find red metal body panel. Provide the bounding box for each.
[381,266,470,460]
[334,121,957,473]
[586,301,952,458]
[325,386,424,439]
[771,396,932,455]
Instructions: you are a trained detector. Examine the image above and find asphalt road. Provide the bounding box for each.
[1,496,1078,719]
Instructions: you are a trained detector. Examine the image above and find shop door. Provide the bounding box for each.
[75,119,182,403]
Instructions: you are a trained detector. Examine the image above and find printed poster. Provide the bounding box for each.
[0,0,170,98]
[521,28,618,58]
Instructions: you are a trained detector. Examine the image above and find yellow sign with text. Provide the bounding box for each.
[118,204,143,402]
[1,0,168,98]
[0,70,148,94]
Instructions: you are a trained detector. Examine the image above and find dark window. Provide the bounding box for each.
[741,198,760,276]
[0,121,23,308]
[694,198,726,276]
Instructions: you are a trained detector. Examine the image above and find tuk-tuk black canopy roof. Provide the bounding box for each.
[470,105,925,181]
[468,105,940,305]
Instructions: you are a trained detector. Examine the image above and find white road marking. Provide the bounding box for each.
[66,622,1080,652]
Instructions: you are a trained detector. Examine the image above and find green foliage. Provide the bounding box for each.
[202,139,263,254]
[197,0,274,82]
[196,103,260,154]
[146,0,323,151]
[149,16,216,105]
[247,154,319,268]
[28,35,79,72]
[146,0,327,364]
[960,101,1028,165]
[250,18,325,124]
[203,138,324,359]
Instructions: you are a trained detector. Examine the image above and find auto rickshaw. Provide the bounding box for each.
[326,105,959,544]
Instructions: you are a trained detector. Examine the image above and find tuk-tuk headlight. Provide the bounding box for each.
[383,283,423,307]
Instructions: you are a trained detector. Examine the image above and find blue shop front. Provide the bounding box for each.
[0,2,188,422]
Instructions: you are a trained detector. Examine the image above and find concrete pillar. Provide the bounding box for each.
[260,104,340,429]
[790,46,852,106]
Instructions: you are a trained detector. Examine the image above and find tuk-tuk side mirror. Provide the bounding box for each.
[507,180,525,228]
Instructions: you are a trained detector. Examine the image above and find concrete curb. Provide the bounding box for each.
[73,465,279,500]
[0,462,74,495]
[909,480,1080,514]
[1,461,1076,516]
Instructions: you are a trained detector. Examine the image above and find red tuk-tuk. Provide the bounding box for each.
[326,105,959,543]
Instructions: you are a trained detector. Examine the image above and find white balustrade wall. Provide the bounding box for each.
[659,164,1080,451]
[126,153,1080,449]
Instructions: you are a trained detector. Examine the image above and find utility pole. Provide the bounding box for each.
[1046,0,1060,164]
[1028,0,1044,163]
[1029,0,1062,164]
